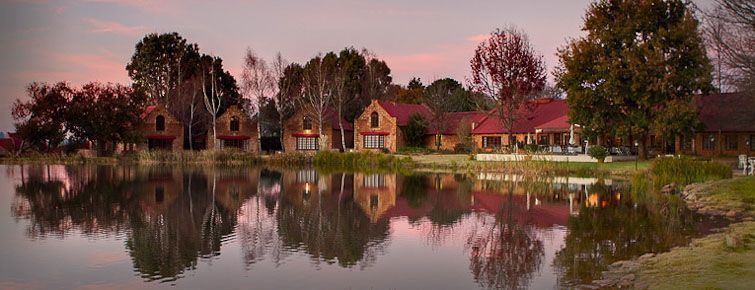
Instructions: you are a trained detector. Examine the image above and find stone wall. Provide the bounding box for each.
[282,110,339,153]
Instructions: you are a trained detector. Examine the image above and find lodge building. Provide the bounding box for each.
[282,109,354,152]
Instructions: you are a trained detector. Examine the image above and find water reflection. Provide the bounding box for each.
[6,164,716,289]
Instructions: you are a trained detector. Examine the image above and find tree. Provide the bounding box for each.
[270,53,292,148]
[700,0,754,93]
[240,48,276,152]
[300,54,336,151]
[276,63,304,151]
[11,82,73,153]
[424,78,454,150]
[203,57,224,150]
[402,113,428,147]
[126,32,200,106]
[361,49,393,103]
[66,83,147,155]
[555,0,712,159]
[469,26,546,152]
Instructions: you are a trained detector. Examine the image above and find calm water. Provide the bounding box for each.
[0,164,724,289]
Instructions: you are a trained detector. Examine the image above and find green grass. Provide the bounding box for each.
[690,176,755,216]
[313,150,412,173]
[634,221,755,290]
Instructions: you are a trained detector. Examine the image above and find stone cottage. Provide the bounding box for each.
[138,104,184,152]
[207,105,259,153]
[282,109,353,152]
[354,100,433,152]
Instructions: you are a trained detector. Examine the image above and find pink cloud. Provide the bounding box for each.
[382,36,479,84]
[14,51,129,85]
[466,34,489,43]
[85,18,145,36]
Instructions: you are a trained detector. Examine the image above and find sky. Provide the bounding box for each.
[0,0,714,132]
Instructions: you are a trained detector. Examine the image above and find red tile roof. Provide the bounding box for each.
[377,100,433,126]
[695,92,755,132]
[428,111,490,135]
[472,98,568,134]
[324,110,353,131]
[0,133,22,152]
[140,105,157,120]
[535,115,570,132]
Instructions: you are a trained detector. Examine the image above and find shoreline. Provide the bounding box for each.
[588,176,755,289]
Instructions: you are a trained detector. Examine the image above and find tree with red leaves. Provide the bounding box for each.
[11,82,73,153]
[469,27,546,150]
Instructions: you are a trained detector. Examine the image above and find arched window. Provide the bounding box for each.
[230,116,240,132]
[370,112,379,128]
[155,115,165,131]
[303,116,312,130]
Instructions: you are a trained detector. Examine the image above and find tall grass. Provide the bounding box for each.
[312,150,412,173]
[133,150,262,165]
[650,157,731,187]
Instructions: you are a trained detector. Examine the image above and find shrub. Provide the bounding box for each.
[312,151,411,172]
[588,145,608,162]
[454,142,473,153]
[651,157,732,187]
[524,143,539,154]
[402,113,427,147]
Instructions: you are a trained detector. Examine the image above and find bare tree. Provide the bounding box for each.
[424,78,453,151]
[241,48,276,152]
[270,53,292,150]
[701,0,755,93]
[300,54,335,151]
[203,60,222,150]
[332,64,348,151]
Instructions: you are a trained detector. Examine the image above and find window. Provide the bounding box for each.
[370,112,379,128]
[155,187,164,203]
[681,135,693,150]
[435,134,442,147]
[509,136,517,146]
[303,116,312,130]
[703,134,716,150]
[750,135,755,150]
[223,139,243,149]
[230,116,240,132]
[482,136,501,148]
[363,174,385,188]
[539,135,548,145]
[364,135,385,149]
[724,134,738,151]
[155,115,165,131]
[296,136,319,150]
[296,169,317,183]
[370,194,379,212]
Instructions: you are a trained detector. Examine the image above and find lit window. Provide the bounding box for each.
[296,136,319,150]
[724,134,738,151]
[364,135,385,149]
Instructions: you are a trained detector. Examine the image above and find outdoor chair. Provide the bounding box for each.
[749,158,755,176]
[738,155,747,169]
[552,146,562,154]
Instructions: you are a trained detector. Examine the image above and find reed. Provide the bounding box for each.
[650,157,731,187]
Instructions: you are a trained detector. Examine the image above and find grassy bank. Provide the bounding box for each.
[633,221,755,289]
[598,176,755,289]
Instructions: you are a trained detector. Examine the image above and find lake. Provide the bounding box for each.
[0,164,725,289]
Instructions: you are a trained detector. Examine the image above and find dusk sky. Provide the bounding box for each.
[0,0,713,132]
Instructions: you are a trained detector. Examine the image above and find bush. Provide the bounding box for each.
[588,145,608,162]
[651,157,732,187]
[402,113,427,147]
[313,151,412,172]
[523,143,539,154]
[454,142,473,153]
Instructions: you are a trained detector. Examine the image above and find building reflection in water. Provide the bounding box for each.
[8,164,706,288]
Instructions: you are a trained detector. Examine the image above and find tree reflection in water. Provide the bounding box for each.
[8,164,712,289]
[464,182,545,290]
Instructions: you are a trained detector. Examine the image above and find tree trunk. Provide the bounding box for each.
[318,117,325,151]
[638,133,648,160]
[279,115,285,152]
